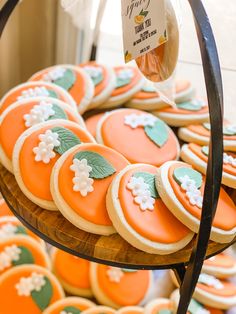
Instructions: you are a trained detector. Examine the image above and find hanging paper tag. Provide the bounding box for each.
[121,0,168,63]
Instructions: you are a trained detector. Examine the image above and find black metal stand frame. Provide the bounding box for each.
[0,0,224,313]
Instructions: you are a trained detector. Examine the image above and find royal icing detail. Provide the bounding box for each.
[177,99,206,111]
[83,66,103,86]
[116,68,134,88]
[106,267,124,283]
[0,223,18,239]
[203,122,236,136]
[17,86,50,101]
[179,175,203,208]
[42,67,76,91]
[223,152,236,167]
[198,274,224,289]
[141,83,157,93]
[33,130,60,164]
[43,67,66,82]
[70,159,94,197]
[23,101,55,127]
[124,113,157,128]
[0,245,21,271]
[16,272,46,296]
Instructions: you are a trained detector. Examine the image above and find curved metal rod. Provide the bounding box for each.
[177,0,224,313]
[0,0,19,38]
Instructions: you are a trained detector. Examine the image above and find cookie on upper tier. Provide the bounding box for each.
[106,163,193,254]
[0,81,77,114]
[99,66,145,109]
[51,248,92,297]
[80,62,116,109]
[0,97,85,173]
[155,161,236,243]
[29,65,94,114]
[90,263,153,309]
[51,143,129,235]
[96,109,180,166]
[43,297,95,314]
[12,120,95,210]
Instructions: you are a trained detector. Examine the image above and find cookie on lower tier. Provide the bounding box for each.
[145,298,175,314]
[82,306,116,314]
[43,297,95,314]
[202,254,236,279]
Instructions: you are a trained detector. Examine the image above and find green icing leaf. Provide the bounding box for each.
[142,85,156,93]
[31,277,53,311]
[12,246,35,266]
[15,225,27,235]
[188,299,204,314]
[133,172,159,199]
[92,73,103,86]
[47,90,58,99]
[47,104,68,121]
[223,126,236,136]
[174,167,203,189]
[51,127,81,155]
[116,77,131,88]
[63,306,81,314]
[54,69,76,91]
[144,119,168,147]
[201,146,209,156]
[74,151,116,179]
[177,100,204,111]
[158,310,173,314]
[122,269,137,273]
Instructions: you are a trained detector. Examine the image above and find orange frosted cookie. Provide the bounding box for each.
[156,161,236,243]
[51,248,92,297]
[0,216,44,246]
[181,143,236,189]
[0,235,50,275]
[85,113,105,138]
[51,143,129,235]
[153,98,209,127]
[29,65,94,114]
[145,298,175,314]
[106,164,193,254]
[178,121,236,151]
[99,66,145,109]
[96,109,179,166]
[0,264,64,313]
[0,81,76,114]
[43,297,95,314]
[117,306,144,314]
[202,254,236,279]
[80,62,116,109]
[0,198,14,217]
[90,263,153,309]
[0,97,85,173]
[82,306,116,314]
[12,120,95,210]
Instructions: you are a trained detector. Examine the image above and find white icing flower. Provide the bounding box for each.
[43,67,66,82]
[83,66,102,78]
[139,114,157,127]
[117,68,134,80]
[17,86,50,101]
[134,190,155,211]
[124,113,141,129]
[33,142,56,164]
[4,245,21,262]
[223,153,236,168]
[31,272,46,292]
[107,267,124,283]
[70,158,92,177]
[179,175,196,191]
[191,99,206,108]
[15,277,34,296]
[127,176,149,196]
[0,252,11,271]
[38,129,60,147]
[0,223,17,239]
[72,174,94,196]
[198,274,224,290]
[186,190,203,208]
[24,101,55,127]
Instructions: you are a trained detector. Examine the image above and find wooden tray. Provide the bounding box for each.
[0,163,235,270]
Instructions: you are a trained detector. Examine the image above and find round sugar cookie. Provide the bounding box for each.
[202,254,236,279]
[99,66,145,109]
[0,198,14,217]
[0,97,85,173]
[29,65,94,114]
[82,306,116,314]
[117,306,144,314]
[51,248,92,297]
[155,161,236,243]
[170,289,224,314]
[43,297,95,314]
[145,298,175,314]
[0,81,77,114]
[0,264,64,314]
[178,121,236,151]
[51,143,129,235]
[175,80,195,103]
[106,164,193,254]
[96,109,180,166]
[80,62,116,109]
[13,120,95,211]
[0,216,44,246]
[90,263,153,309]
[181,143,236,189]
[0,235,50,275]
[153,98,209,127]
[85,113,105,138]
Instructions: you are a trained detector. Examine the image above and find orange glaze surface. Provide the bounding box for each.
[85,113,105,138]
[187,124,236,141]
[0,199,14,217]
[197,281,236,297]
[204,254,235,268]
